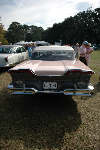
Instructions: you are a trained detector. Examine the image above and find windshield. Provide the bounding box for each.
[0,47,15,53]
[31,50,75,61]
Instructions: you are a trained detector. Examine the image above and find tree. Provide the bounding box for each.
[5,22,24,44]
[41,7,100,45]
[25,25,44,42]
[0,17,9,44]
[5,22,44,43]
[22,24,30,41]
[92,8,100,44]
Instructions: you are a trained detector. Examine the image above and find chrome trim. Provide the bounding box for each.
[0,64,10,67]
[74,84,77,94]
[37,75,62,76]
[23,84,26,93]
[7,84,94,96]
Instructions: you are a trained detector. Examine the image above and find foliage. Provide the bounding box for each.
[25,25,44,42]
[5,22,44,44]
[5,22,24,44]
[0,17,9,45]
[42,7,100,45]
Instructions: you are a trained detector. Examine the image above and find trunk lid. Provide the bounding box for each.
[10,59,93,76]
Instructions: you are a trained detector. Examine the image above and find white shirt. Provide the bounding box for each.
[79,45,86,57]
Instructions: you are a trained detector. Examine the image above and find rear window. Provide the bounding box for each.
[31,50,75,61]
[0,47,15,53]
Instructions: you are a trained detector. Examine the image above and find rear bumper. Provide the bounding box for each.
[0,64,10,67]
[7,84,94,96]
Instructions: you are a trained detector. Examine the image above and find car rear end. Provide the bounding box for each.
[0,46,14,67]
[7,68,94,96]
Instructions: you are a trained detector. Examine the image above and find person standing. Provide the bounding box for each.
[79,41,88,65]
[0,42,1,46]
[85,43,93,66]
[25,44,28,50]
[31,43,36,50]
[28,44,32,59]
[74,43,79,59]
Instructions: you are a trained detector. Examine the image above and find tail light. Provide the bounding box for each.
[5,56,8,62]
[64,69,94,75]
[8,69,35,75]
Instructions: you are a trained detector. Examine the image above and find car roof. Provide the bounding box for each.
[0,45,22,48]
[34,45,74,51]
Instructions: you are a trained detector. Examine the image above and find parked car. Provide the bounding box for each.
[0,45,29,67]
[7,45,94,96]
[90,46,98,50]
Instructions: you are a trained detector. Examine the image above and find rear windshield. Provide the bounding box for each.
[0,47,15,53]
[31,50,75,61]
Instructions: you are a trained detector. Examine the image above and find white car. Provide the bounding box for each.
[0,45,29,67]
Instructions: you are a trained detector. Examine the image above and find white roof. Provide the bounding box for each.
[15,41,34,45]
[0,45,22,48]
[34,45,74,51]
[36,41,48,44]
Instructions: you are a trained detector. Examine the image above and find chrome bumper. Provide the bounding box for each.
[0,64,10,67]
[7,84,94,96]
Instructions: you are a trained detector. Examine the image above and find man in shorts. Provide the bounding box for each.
[79,41,88,65]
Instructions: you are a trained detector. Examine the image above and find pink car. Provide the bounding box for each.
[7,45,94,96]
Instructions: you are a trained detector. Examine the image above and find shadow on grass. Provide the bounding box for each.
[0,67,11,75]
[1,89,82,149]
[94,83,100,95]
[79,82,100,100]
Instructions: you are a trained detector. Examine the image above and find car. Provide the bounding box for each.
[0,45,29,67]
[7,45,94,96]
[90,46,98,50]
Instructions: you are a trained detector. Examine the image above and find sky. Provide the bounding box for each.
[0,0,100,31]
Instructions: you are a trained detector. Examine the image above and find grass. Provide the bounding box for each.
[0,50,100,150]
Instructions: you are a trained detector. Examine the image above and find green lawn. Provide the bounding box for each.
[89,50,100,84]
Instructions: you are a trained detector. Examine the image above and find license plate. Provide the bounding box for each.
[43,82,57,89]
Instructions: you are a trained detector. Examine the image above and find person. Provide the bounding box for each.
[31,42,36,50]
[79,41,88,65]
[85,43,93,66]
[74,43,79,59]
[25,44,28,50]
[0,42,1,46]
[28,44,32,59]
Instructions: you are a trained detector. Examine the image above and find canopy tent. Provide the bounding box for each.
[15,41,50,47]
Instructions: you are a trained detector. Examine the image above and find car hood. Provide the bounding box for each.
[10,60,93,75]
